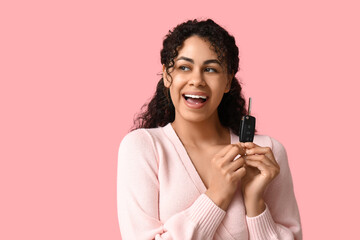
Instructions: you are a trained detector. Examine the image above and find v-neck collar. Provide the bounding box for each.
[162,122,238,194]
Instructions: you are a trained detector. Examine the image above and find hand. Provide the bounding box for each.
[240,142,280,216]
[205,143,247,211]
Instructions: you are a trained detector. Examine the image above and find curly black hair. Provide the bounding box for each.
[131,19,249,136]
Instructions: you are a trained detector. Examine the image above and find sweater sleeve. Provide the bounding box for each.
[245,137,302,240]
[117,129,226,240]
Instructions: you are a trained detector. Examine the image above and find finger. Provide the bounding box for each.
[244,159,269,173]
[244,154,276,167]
[245,146,271,155]
[244,142,259,149]
[215,144,236,157]
[245,159,279,179]
[223,144,246,162]
[245,146,275,163]
[232,166,246,180]
[234,142,246,155]
[238,142,246,148]
[227,157,245,172]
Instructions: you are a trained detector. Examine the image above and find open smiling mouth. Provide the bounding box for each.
[183,94,208,104]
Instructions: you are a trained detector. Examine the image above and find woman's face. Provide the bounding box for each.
[163,35,233,124]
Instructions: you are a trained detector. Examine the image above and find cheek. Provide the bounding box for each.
[212,93,226,106]
[168,77,185,99]
[209,84,228,104]
[210,81,227,95]
[168,85,182,105]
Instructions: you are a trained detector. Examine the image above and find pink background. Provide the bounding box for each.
[1,0,359,239]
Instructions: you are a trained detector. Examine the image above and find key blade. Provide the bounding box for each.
[248,97,252,115]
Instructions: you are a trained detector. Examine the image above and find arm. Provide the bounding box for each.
[117,130,225,240]
[245,137,302,240]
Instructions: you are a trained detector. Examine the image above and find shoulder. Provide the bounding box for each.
[119,127,165,149]
[118,128,165,174]
[120,128,152,149]
[118,127,169,163]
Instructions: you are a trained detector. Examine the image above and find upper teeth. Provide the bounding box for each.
[184,94,207,99]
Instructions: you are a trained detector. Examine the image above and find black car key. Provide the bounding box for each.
[239,97,256,142]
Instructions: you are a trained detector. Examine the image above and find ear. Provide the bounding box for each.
[224,73,234,93]
[163,65,171,88]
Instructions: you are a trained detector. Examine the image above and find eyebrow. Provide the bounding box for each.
[176,56,221,65]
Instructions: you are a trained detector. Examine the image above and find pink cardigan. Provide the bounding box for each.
[117,123,302,239]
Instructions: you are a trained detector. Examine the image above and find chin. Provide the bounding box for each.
[177,111,214,124]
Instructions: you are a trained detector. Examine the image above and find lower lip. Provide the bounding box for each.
[183,96,208,109]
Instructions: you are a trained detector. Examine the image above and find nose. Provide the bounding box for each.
[189,69,206,87]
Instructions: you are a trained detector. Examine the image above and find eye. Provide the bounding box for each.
[204,67,217,73]
[179,66,190,71]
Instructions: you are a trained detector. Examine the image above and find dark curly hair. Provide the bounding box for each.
[132,19,249,136]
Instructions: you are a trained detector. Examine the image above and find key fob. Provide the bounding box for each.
[239,97,256,142]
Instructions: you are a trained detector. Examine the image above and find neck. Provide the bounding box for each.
[171,114,230,148]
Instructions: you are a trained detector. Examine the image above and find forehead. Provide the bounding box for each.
[176,36,219,61]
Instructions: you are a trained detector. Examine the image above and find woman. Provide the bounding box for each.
[117,19,302,239]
